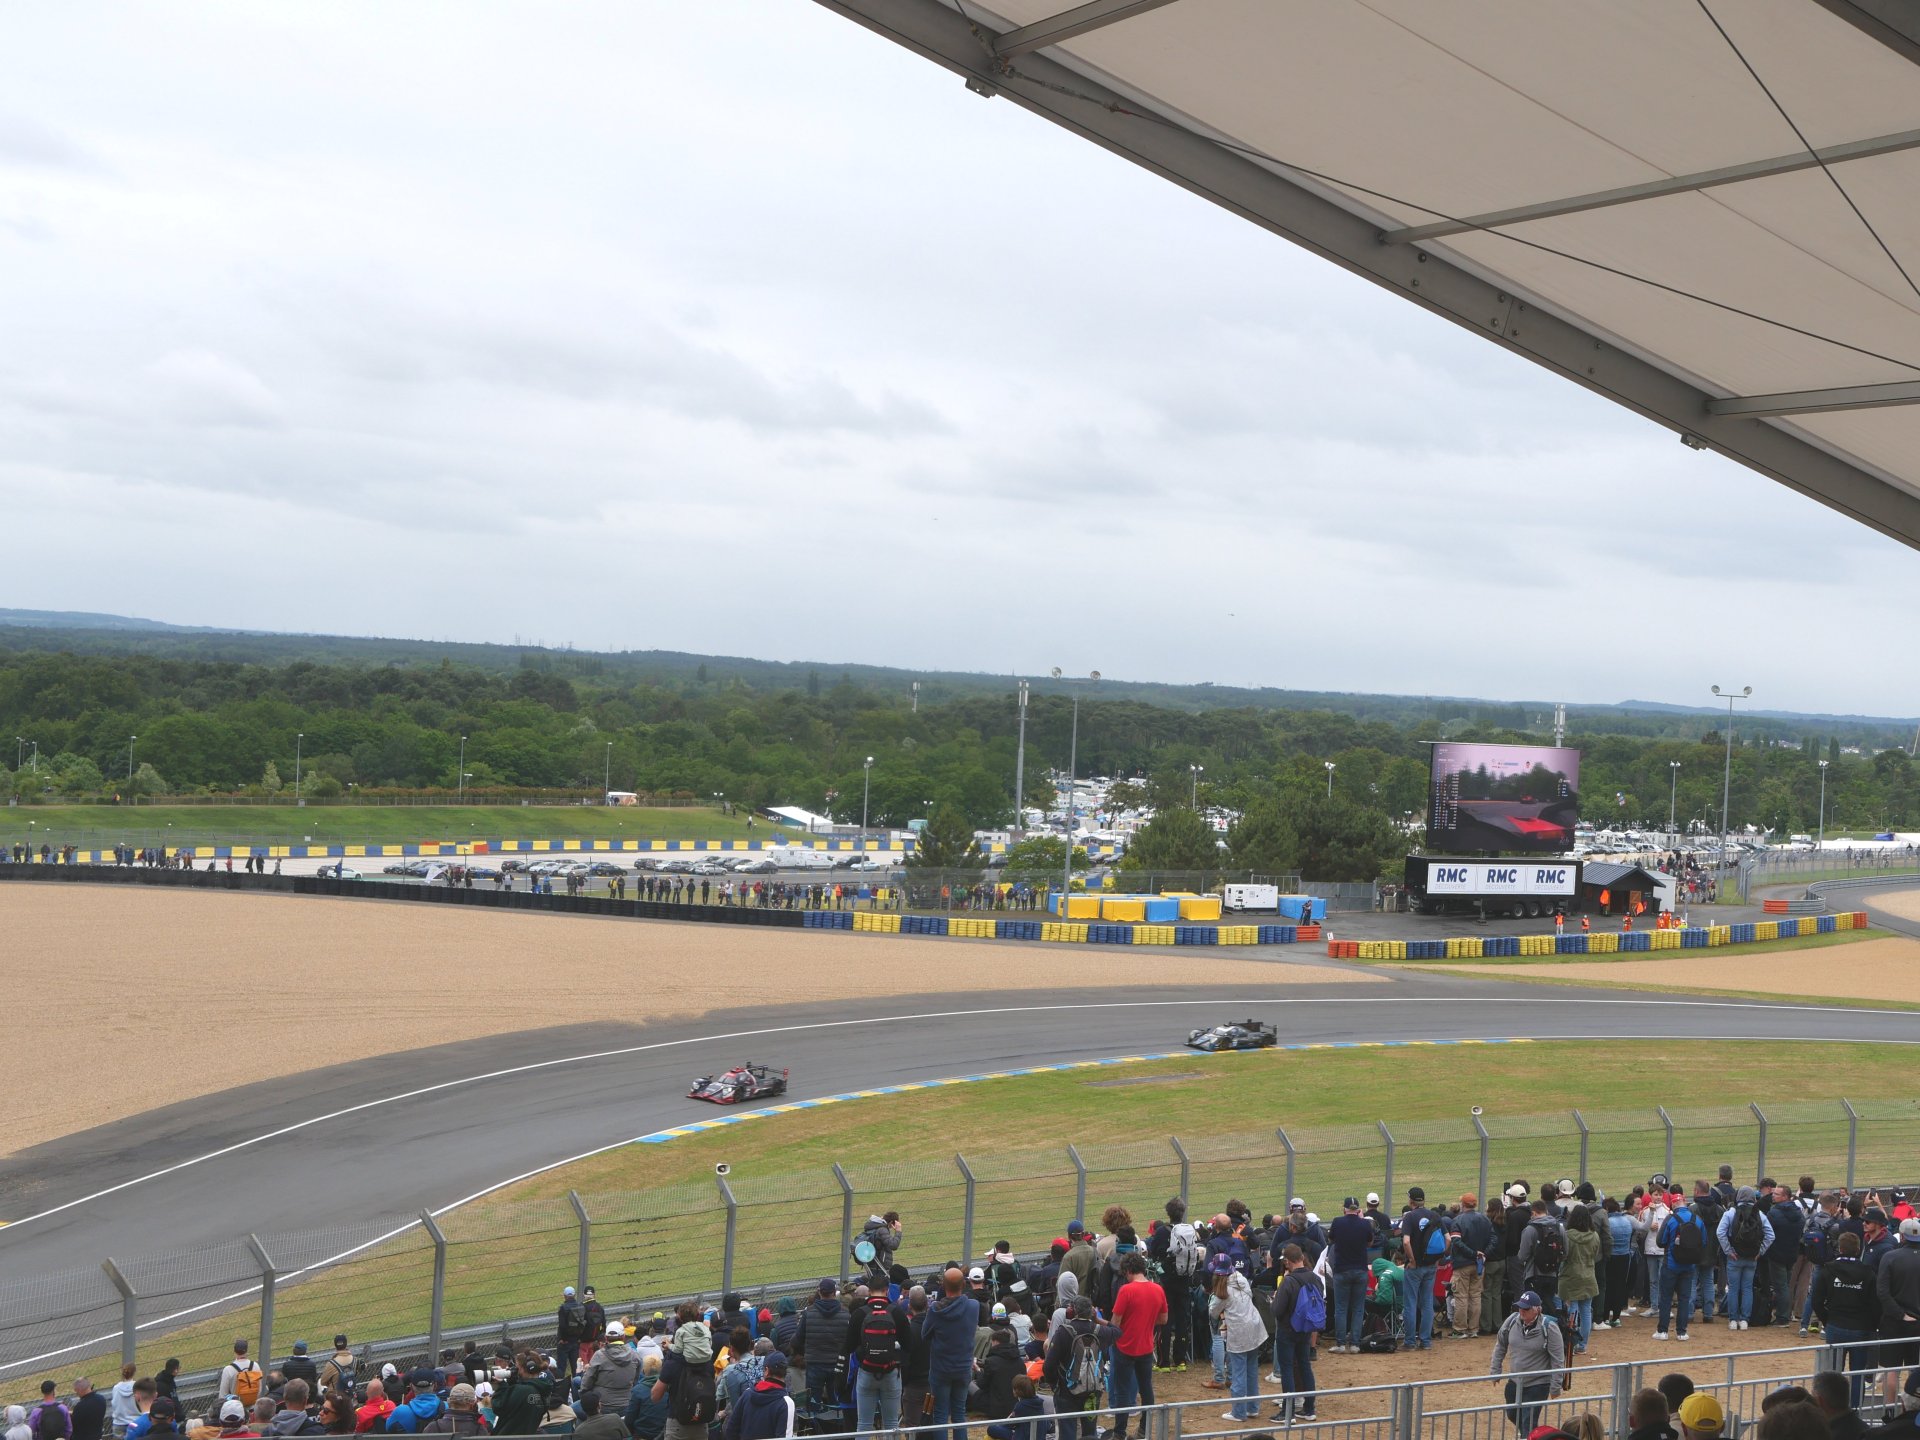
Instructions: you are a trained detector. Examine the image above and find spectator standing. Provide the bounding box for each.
[923,1267,979,1440]
[1105,1254,1165,1440]
[1603,1199,1636,1329]
[1489,1292,1564,1438]
[1561,1208,1601,1354]
[1655,1199,1709,1341]
[1269,1244,1323,1423]
[1328,1197,1376,1351]
[1766,1187,1806,1328]
[720,1353,794,1440]
[1518,1201,1570,1315]
[581,1324,640,1420]
[1876,1219,1920,1415]
[282,1345,319,1395]
[851,1290,908,1434]
[1206,1257,1264,1424]
[1719,1188,1775,1331]
[108,1371,140,1440]
[1400,1187,1445,1350]
[70,1383,106,1440]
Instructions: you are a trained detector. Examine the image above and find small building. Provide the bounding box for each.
[1579,861,1664,917]
[764,805,837,834]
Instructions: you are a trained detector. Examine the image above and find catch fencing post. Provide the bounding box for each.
[956,1154,977,1262]
[1276,1128,1296,1207]
[1068,1144,1088,1225]
[420,1211,448,1362]
[1378,1122,1395,1204]
[568,1191,591,1295]
[1842,1098,1859,1190]
[1750,1103,1768,1184]
[716,1174,738,1296]
[1574,1109,1591,1186]
[101,1259,138,1370]
[1657,1106,1675,1180]
[1472,1111,1490,1205]
[1169,1137,1190,1206]
[246,1234,278,1367]
[834,1163,855,1287]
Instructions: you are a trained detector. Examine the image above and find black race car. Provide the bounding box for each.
[1186,1019,1278,1052]
[688,1062,790,1105]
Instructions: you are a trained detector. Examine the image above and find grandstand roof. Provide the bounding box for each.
[811,0,1920,548]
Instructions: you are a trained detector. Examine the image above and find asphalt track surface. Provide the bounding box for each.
[3,955,1918,1290]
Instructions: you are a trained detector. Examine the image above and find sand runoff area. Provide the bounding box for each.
[1,885,1374,1156]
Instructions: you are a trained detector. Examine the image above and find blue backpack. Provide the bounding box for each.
[1290,1277,1327,1332]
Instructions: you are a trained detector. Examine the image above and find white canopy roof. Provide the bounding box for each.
[812,0,1920,547]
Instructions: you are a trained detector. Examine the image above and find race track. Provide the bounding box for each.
[3,961,1916,1288]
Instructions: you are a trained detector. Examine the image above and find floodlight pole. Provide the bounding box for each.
[1711,686,1751,886]
[1818,760,1829,848]
[1013,681,1029,834]
[1668,762,1680,838]
[862,756,874,834]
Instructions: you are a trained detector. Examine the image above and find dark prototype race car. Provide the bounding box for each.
[688,1063,790,1105]
[1186,1019,1279,1052]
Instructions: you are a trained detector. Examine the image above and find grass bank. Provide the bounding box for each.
[19,1040,1917,1404]
[0,804,758,848]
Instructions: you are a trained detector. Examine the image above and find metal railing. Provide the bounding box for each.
[8,1099,1919,1395]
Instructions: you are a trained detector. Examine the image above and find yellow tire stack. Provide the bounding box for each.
[1651,929,1680,950]
[1217,925,1258,945]
[1132,924,1176,945]
[1589,932,1619,953]
[1042,922,1088,942]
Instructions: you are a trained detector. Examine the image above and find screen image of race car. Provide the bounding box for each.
[688,1062,789,1105]
[1426,741,1580,854]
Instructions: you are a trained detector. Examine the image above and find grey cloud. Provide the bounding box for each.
[0,110,100,172]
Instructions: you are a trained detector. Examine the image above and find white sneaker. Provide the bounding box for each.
[1675,1332,1691,1341]
[1729,1320,1739,1330]
[1222,1412,1243,1423]
[1652,1332,1669,1341]
[1266,1373,1285,1383]
[1739,1320,1749,1331]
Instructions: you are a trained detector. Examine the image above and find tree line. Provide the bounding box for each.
[0,650,1913,878]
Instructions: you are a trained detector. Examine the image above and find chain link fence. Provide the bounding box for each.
[7,1097,1917,1403]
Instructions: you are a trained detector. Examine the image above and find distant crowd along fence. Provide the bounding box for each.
[0,834,1158,863]
[1326,910,1871,960]
[6,1095,1919,1402]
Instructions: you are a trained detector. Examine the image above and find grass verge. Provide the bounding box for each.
[16,1040,1919,1405]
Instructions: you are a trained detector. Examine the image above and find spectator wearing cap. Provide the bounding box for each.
[1327,1197,1375,1353]
[721,1352,794,1440]
[1503,1184,1534,1310]
[581,1323,639,1422]
[792,1279,849,1413]
[769,1299,801,1359]
[1862,1208,1896,1273]
[319,1341,356,1398]
[1676,1393,1724,1440]
[281,1345,319,1395]
[1400,1186,1445,1350]
[1449,1194,1495,1342]
[555,1288,587,1383]
[1489,1292,1564,1438]
[209,1402,255,1440]
[382,1375,444,1434]
[1058,1223,1096,1296]
[1876,1217,1920,1413]
[1362,1194,1391,1256]
[142,1402,179,1440]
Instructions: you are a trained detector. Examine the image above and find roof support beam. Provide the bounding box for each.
[807,0,1920,550]
[991,0,1185,59]
[1381,126,1920,245]
[1707,379,1920,418]
[1809,0,1920,67]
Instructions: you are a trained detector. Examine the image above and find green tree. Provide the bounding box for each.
[1121,807,1221,872]
[1287,794,1402,882]
[906,803,985,870]
[1003,835,1089,881]
[1227,797,1299,874]
[49,751,105,797]
[130,761,168,798]
[261,759,284,794]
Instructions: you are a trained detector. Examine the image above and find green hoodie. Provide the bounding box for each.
[491,1374,553,1436]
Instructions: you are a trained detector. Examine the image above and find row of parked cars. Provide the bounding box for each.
[632,851,895,876]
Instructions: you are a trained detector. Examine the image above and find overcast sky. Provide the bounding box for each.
[1,2,1911,716]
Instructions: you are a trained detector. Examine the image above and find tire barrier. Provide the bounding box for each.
[1331,912,1867,962]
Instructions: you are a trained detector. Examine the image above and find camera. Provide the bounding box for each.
[715,1162,730,1177]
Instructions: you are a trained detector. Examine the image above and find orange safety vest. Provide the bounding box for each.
[1580,917,1590,932]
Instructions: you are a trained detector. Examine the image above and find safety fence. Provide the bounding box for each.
[7,1097,1918,1398]
[1328,910,1869,960]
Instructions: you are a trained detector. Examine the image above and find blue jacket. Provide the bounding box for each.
[1767,1202,1805,1264]
[386,1394,446,1433]
[723,1381,794,1440]
[922,1294,980,1380]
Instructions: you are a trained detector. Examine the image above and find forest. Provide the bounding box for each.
[1,645,1913,851]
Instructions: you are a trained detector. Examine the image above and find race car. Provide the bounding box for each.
[1185,1019,1278,1052]
[688,1062,790,1105]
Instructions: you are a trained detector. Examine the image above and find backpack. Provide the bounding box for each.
[859,1301,899,1374]
[1289,1276,1327,1333]
[1803,1214,1833,1265]
[669,1356,718,1425]
[1731,1205,1767,1260]
[232,1362,263,1408]
[1669,1212,1705,1266]
[1088,1258,1120,1312]
[1357,1331,1398,1354]
[558,1300,586,1342]
[324,1354,357,1393]
[1169,1223,1202,1278]
[1530,1224,1566,1276]
[1064,1324,1103,1401]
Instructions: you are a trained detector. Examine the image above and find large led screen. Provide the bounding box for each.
[1426,742,1579,854]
